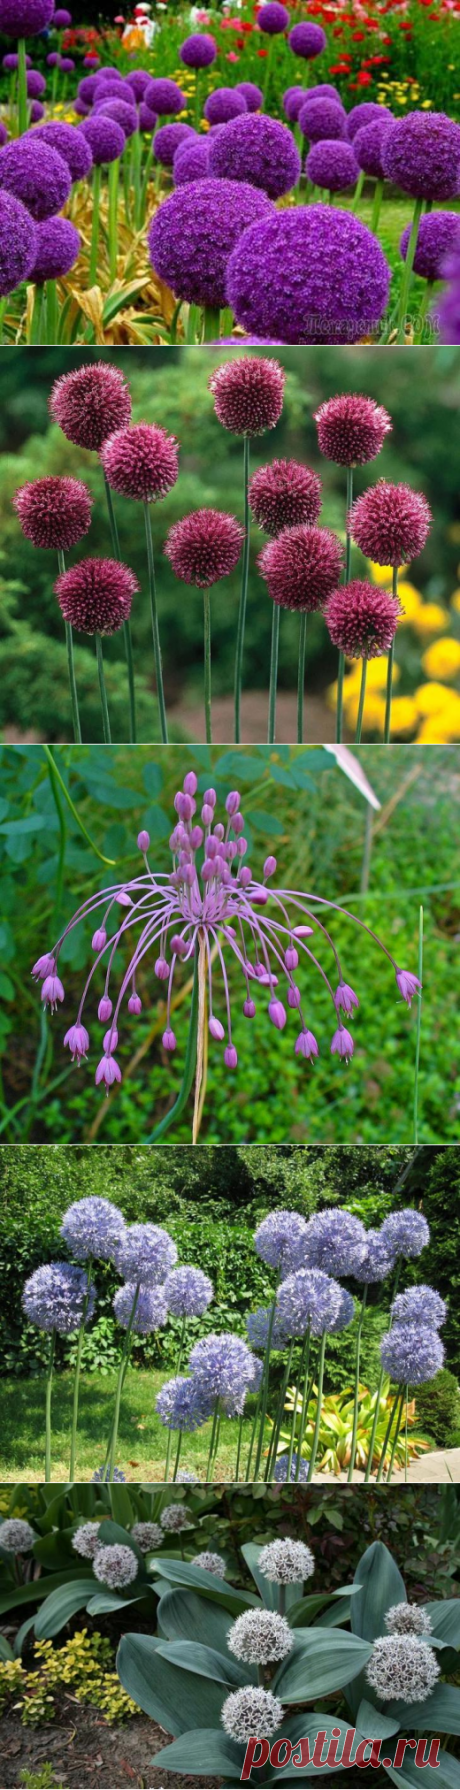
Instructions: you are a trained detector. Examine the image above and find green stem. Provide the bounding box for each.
[355,657,367,743]
[385,1387,406,1484]
[234,435,250,745]
[414,279,434,346]
[306,1333,327,1482]
[89,165,101,285]
[206,1399,219,1480]
[375,1384,401,1484]
[384,567,398,743]
[245,1382,264,1482]
[107,1284,140,1480]
[144,501,168,744]
[287,1331,309,1485]
[203,306,220,342]
[347,1287,368,1482]
[267,605,280,744]
[263,35,274,108]
[371,177,384,235]
[203,589,212,746]
[293,1330,311,1483]
[194,69,201,128]
[69,1258,93,1480]
[253,1299,277,1481]
[336,652,345,746]
[17,38,28,135]
[57,548,82,744]
[30,284,45,346]
[164,1429,173,1482]
[297,612,307,744]
[352,169,364,212]
[95,633,112,743]
[102,470,136,743]
[363,1367,385,1483]
[42,746,117,866]
[45,280,58,345]
[146,951,200,1141]
[235,1413,244,1483]
[397,197,423,344]
[140,140,154,218]
[413,905,423,1146]
[337,467,353,744]
[172,1430,183,1482]
[108,158,120,284]
[45,1331,55,1482]
[265,1341,294,1481]
[132,128,143,231]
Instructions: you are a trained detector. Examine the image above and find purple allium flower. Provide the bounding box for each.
[93,76,134,103]
[437,249,460,344]
[277,1266,344,1337]
[125,69,150,100]
[115,1222,177,1286]
[258,523,343,612]
[0,1518,36,1552]
[381,1209,429,1261]
[283,85,308,122]
[30,102,44,122]
[0,0,55,32]
[358,1230,394,1284]
[50,360,131,451]
[329,1286,355,1331]
[380,1323,444,1385]
[174,136,209,184]
[101,423,179,503]
[29,218,81,283]
[382,111,460,202]
[204,86,247,125]
[113,1281,168,1334]
[295,1028,319,1060]
[138,103,158,134]
[144,76,185,115]
[0,124,8,152]
[153,122,196,168]
[346,102,392,142]
[353,117,395,180]
[258,0,289,29]
[55,558,138,636]
[79,115,125,165]
[208,112,300,200]
[309,82,342,103]
[62,1022,90,1065]
[41,972,64,1012]
[54,6,72,21]
[325,579,401,659]
[400,211,460,283]
[349,481,432,566]
[61,1195,126,1261]
[156,1374,214,1431]
[249,460,322,535]
[164,1265,214,1317]
[23,1262,96,1334]
[189,1331,256,1404]
[334,980,359,1015]
[246,1304,291,1350]
[0,136,71,222]
[33,121,93,180]
[306,140,358,193]
[3,51,31,67]
[274,1452,309,1481]
[391,1285,446,1330]
[0,190,37,296]
[78,72,103,105]
[226,203,390,345]
[254,1209,310,1275]
[93,1544,138,1588]
[289,21,326,57]
[299,1207,368,1278]
[13,475,91,550]
[235,80,263,112]
[26,68,45,97]
[148,177,273,310]
[95,99,138,140]
[315,393,391,466]
[299,98,345,143]
[131,1521,163,1551]
[395,969,422,1006]
[209,354,284,437]
[165,508,243,587]
[179,33,217,69]
[331,1024,354,1061]
[91,1464,126,1482]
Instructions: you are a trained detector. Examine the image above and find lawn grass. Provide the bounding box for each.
[0,1369,250,1484]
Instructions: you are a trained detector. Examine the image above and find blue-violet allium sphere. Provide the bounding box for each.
[92,1465,126,1482]
[380,1323,444,1385]
[179,34,217,70]
[164,1264,214,1317]
[115,1222,177,1285]
[189,1332,257,1403]
[382,111,460,202]
[274,1452,309,1481]
[246,1305,291,1350]
[277,1267,344,1338]
[0,191,37,297]
[79,115,125,166]
[299,1208,368,1278]
[113,1282,169,1335]
[226,204,390,345]
[61,1196,126,1262]
[391,1286,447,1330]
[144,77,185,115]
[236,81,263,113]
[380,1209,429,1261]
[328,1286,355,1332]
[306,140,359,194]
[156,1375,214,1432]
[353,118,395,181]
[148,178,274,312]
[358,1229,394,1284]
[400,212,460,283]
[153,122,196,168]
[23,1262,96,1334]
[254,1209,310,1275]
[208,114,301,201]
[0,136,72,221]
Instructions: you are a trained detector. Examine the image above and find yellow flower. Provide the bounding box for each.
[416,700,460,742]
[420,101,433,110]
[343,691,386,732]
[387,696,418,735]
[368,561,408,585]
[421,637,460,680]
[412,602,449,635]
[451,588,460,612]
[396,581,423,621]
[414,680,451,715]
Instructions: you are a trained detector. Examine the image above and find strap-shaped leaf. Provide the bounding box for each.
[158,1588,241,1657]
[351,1543,406,1643]
[116,1633,228,1734]
[426,1600,460,1648]
[385,1683,460,1735]
[274,1714,368,1781]
[154,1638,254,1687]
[273,1631,372,1699]
[384,1741,460,1787]
[86,1592,146,1616]
[151,1729,245,1778]
[34,1578,97,1639]
[150,1557,256,1612]
[356,1700,401,1741]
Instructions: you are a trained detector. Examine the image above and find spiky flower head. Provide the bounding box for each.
[325,579,401,660]
[349,481,432,567]
[23,1262,95,1335]
[258,1538,315,1584]
[72,1521,102,1560]
[131,1522,163,1551]
[208,113,301,202]
[113,1282,168,1335]
[306,140,358,194]
[358,1230,394,1284]
[164,1265,213,1318]
[13,476,92,552]
[0,1518,36,1553]
[208,355,285,437]
[101,423,179,504]
[366,1635,440,1703]
[92,1465,126,1482]
[382,111,460,202]
[0,135,71,221]
[400,211,460,284]
[148,177,273,311]
[277,1267,343,1338]
[258,523,343,613]
[314,393,392,467]
[28,218,81,284]
[254,1210,310,1275]
[246,1305,291,1351]
[249,460,321,535]
[380,1209,430,1261]
[385,1603,433,1637]
[55,557,138,637]
[226,204,390,346]
[299,97,346,144]
[164,508,243,589]
[79,114,126,165]
[50,362,132,451]
[179,33,217,68]
[93,1544,139,1588]
[289,21,326,57]
[222,1685,284,1742]
[189,1331,257,1404]
[115,1222,177,1286]
[329,1285,355,1332]
[95,98,138,139]
[191,1551,226,1576]
[160,1503,194,1532]
[228,1609,294,1664]
[380,1323,444,1386]
[273,1453,309,1482]
[0,0,55,36]
[0,191,38,298]
[391,1286,446,1330]
[298,1208,367,1279]
[156,1375,213,1432]
[60,1196,126,1263]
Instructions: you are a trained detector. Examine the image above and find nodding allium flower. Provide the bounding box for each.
[50,362,132,452]
[306,141,359,196]
[274,1452,309,1481]
[222,1685,285,1743]
[358,1230,394,1285]
[277,1267,344,1338]
[380,1323,444,1386]
[258,2,289,31]
[131,1522,163,1552]
[246,1305,291,1351]
[0,137,71,222]
[380,1209,429,1261]
[28,219,81,284]
[60,1196,126,1262]
[366,1636,440,1704]
[298,1208,368,1279]
[0,1519,36,1553]
[346,102,392,142]
[160,1503,194,1532]
[349,482,432,568]
[156,1375,214,1432]
[235,82,263,113]
[258,524,343,613]
[299,98,346,144]
[179,33,217,68]
[314,394,392,468]
[382,111,460,202]
[153,123,196,168]
[204,87,247,125]
[391,1286,447,1330]
[101,423,179,504]
[228,1609,294,1664]
[148,178,273,312]
[226,205,390,346]
[354,118,395,181]
[164,509,244,588]
[385,1603,433,1638]
[258,1538,315,1584]
[144,77,185,115]
[93,1544,139,1588]
[249,460,322,536]
[325,580,401,660]
[189,1333,256,1406]
[192,1551,226,1576]
[23,1263,95,1335]
[92,1464,126,1482]
[79,115,126,165]
[174,137,209,184]
[288,22,326,57]
[55,558,138,636]
[163,1265,214,1317]
[113,1282,168,1335]
[208,114,301,202]
[400,212,460,284]
[72,1521,102,1560]
[115,1223,177,1286]
[395,970,422,1007]
[13,477,92,552]
[254,1210,310,1276]
[208,355,285,438]
[0,0,55,32]
[0,191,38,298]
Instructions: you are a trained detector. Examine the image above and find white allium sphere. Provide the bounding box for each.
[258,1538,315,1584]
[385,1602,433,1637]
[92,1543,139,1588]
[0,1518,36,1553]
[228,1609,294,1664]
[366,1636,440,1703]
[72,1521,102,1560]
[191,1551,226,1576]
[222,1685,285,1742]
[131,1522,163,1552]
[160,1503,193,1532]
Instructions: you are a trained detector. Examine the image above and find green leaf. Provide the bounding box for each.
[151,1730,245,1779]
[213,753,264,780]
[150,1558,256,1614]
[14,1616,36,1657]
[34,1578,97,1639]
[104,1486,135,1529]
[33,1530,76,1572]
[0,1636,14,1661]
[273,1631,372,1700]
[0,1567,96,1617]
[116,1634,228,1734]
[86,1592,146,1616]
[384,1743,460,1788]
[142,762,163,797]
[241,1543,301,1613]
[142,803,171,839]
[356,1701,400,1741]
[351,1543,406,1643]
[155,1639,252,1688]
[288,1594,335,1628]
[275,1714,367,1780]
[246,810,284,834]
[157,1587,237,1656]
[426,1600,460,1648]
[0,816,46,835]
[386,1684,460,1735]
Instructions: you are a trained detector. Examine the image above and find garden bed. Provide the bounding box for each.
[0,1697,220,1788]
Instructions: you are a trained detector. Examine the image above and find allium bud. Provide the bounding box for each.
[349,481,432,567]
[137,830,150,852]
[225,1044,238,1068]
[101,423,179,503]
[50,362,132,451]
[55,558,138,635]
[164,509,244,588]
[258,524,343,613]
[98,996,112,1022]
[315,394,392,467]
[249,459,322,535]
[209,354,285,436]
[325,580,401,659]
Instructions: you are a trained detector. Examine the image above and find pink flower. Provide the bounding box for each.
[98,995,112,1022]
[64,1023,89,1064]
[41,974,64,1011]
[396,969,422,1006]
[95,1054,122,1090]
[162,1029,177,1051]
[295,1029,319,1058]
[225,1044,238,1068]
[128,993,142,1014]
[269,998,287,1029]
[209,1016,225,1041]
[334,981,359,1014]
[32,953,55,980]
[331,1025,354,1061]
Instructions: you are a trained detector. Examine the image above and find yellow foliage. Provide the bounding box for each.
[0,1631,137,1728]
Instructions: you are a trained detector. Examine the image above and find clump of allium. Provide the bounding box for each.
[289,21,326,57]
[148,177,273,311]
[13,476,92,552]
[79,114,126,165]
[391,1285,446,1330]
[299,97,346,144]
[380,1323,444,1386]
[325,579,401,660]
[33,121,94,180]
[273,1453,309,1482]
[191,1551,226,1576]
[101,423,179,503]
[130,1522,163,1552]
[92,1465,126,1482]
[174,136,209,184]
[156,1375,214,1433]
[160,1503,193,1533]
[380,1209,429,1259]
[0,135,71,221]
[164,508,243,588]
[208,113,300,201]
[23,1262,96,1335]
[258,523,343,613]
[72,1521,102,1560]
[0,0,55,33]
[144,76,185,114]
[258,2,289,31]
[208,354,285,437]
[0,190,37,296]
[349,481,431,567]
[0,1518,36,1553]
[164,1265,213,1317]
[235,81,263,112]
[346,102,392,141]
[299,1208,368,1279]
[354,117,395,180]
[28,218,81,283]
[254,1210,310,1275]
[358,1230,394,1284]
[400,211,460,283]
[276,1266,344,1338]
[204,86,247,125]
[385,1603,433,1638]
[226,204,390,345]
[93,1544,139,1588]
[382,110,460,202]
[113,1282,168,1335]
[228,1609,294,1664]
[258,1538,315,1584]
[222,1685,284,1742]
[153,122,196,168]
[50,361,132,451]
[315,393,392,467]
[306,140,358,194]
[249,460,322,535]
[179,33,217,68]
[55,557,138,636]
[115,1222,177,1286]
[366,1635,440,1704]
[60,1196,126,1262]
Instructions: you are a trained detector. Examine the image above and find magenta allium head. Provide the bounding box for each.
[165,509,244,588]
[3,51,31,67]
[299,97,345,143]
[29,217,81,282]
[79,115,125,165]
[325,579,401,659]
[226,204,390,345]
[349,480,432,566]
[315,393,392,467]
[346,102,392,142]
[289,22,326,57]
[249,459,322,535]
[50,361,132,451]
[382,111,460,201]
[0,0,55,32]
[179,32,217,68]
[283,85,308,122]
[144,76,186,114]
[33,121,93,180]
[95,1054,122,1091]
[208,355,285,436]
[54,7,72,22]
[395,969,422,1007]
[64,1023,90,1065]
[204,86,247,125]
[101,423,179,503]
[353,117,395,180]
[153,122,196,168]
[0,190,37,296]
[14,475,92,550]
[295,1028,318,1059]
[174,136,209,184]
[95,99,138,140]
[208,112,300,201]
[148,178,273,311]
[400,212,460,283]
[258,523,342,612]
[26,68,45,96]
[306,140,358,193]
[235,81,263,113]
[258,2,289,31]
[0,136,71,221]
[331,1024,354,1061]
[55,557,138,635]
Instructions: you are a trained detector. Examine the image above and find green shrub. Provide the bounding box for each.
[414,1370,460,1447]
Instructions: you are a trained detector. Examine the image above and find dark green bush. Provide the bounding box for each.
[414,1370,460,1448]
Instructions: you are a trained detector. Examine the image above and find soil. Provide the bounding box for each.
[168,687,340,743]
[0,1699,221,1790]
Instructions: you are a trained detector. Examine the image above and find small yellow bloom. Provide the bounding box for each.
[422,637,460,680]
[387,696,418,735]
[420,101,433,110]
[345,657,401,692]
[416,702,460,743]
[451,589,460,613]
[415,680,451,716]
[343,691,386,732]
[397,581,423,621]
[412,603,449,635]
[368,561,408,585]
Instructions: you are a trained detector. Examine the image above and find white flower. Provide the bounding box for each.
[227,1609,294,1664]
[191,1551,226,1577]
[222,1686,284,1742]
[160,1504,193,1533]
[131,1522,163,1552]
[93,1544,139,1589]
[385,1602,432,1637]
[72,1521,102,1561]
[258,1538,314,1585]
[366,1636,440,1703]
[0,1519,36,1553]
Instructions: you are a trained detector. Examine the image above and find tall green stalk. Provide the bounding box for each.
[203,306,220,342]
[306,1333,327,1482]
[352,169,365,212]
[69,1258,93,1480]
[102,470,136,743]
[375,1384,402,1484]
[265,1341,294,1481]
[413,905,424,1145]
[45,280,58,345]
[17,38,28,135]
[371,177,384,235]
[385,1386,406,1484]
[397,197,423,344]
[146,952,200,1142]
[347,1287,368,1483]
[253,1300,277,1480]
[144,501,168,743]
[297,613,307,744]
[95,632,112,743]
[355,658,367,744]
[172,1430,183,1482]
[294,1330,311,1483]
[45,1331,56,1482]
[203,589,212,746]
[108,158,120,284]
[286,1331,309,1485]
[235,1413,244,1483]
[89,165,102,286]
[336,465,353,744]
[206,1399,220,1480]
[267,605,280,744]
[106,1284,140,1481]
[384,566,399,743]
[234,435,250,744]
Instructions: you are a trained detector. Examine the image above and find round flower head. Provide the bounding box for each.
[0,0,55,31]
[246,1305,290,1351]
[258,1538,315,1583]
[3,52,32,68]
[274,1452,309,1481]
[179,33,217,69]
[209,355,284,437]
[60,1196,126,1262]
[283,86,309,122]
[77,72,100,105]
[354,117,395,180]
[79,115,125,166]
[148,178,273,311]
[358,1230,394,1284]
[325,579,401,660]
[192,1551,226,1576]
[258,523,343,613]
[131,1521,163,1551]
[228,1609,294,1664]
[391,1286,447,1330]
[386,1603,432,1638]
[400,211,460,284]
[54,7,72,22]
[92,1465,126,1482]
[254,1209,310,1275]
[300,1208,368,1278]
[382,111,460,202]
[346,102,392,142]
[366,1635,440,1704]
[27,68,45,97]
[23,1262,96,1335]
[189,1331,256,1403]
[28,217,81,283]
[289,22,326,57]
[13,475,91,551]
[95,99,138,140]
[30,101,44,122]
[258,3,289,32]
[153,123,196,168]
[0,1518,36,1553]
[156,1375,214,1433]
[93,1544,138,1588]
[315,393,391,467]
[93,77,135,105]
[381,1209,430,1261]
[226,204,390,345]
[174,137,209,184]
[0,137,71,221]
[164,508,243,588]
[249,460,322,535]
[101,423,179,503]
[437,248,460,345]
[204,87,247,126]
[144,77,185,115]
[306,140,358,195]
[72,1521,102,1560]
[277,1267,343,1338]
[113,1281,168,1335]
[380,1323,444,1386]
[0,124,7,147]
[299,98,346,144]
[50,361,132,451]
[160,1503,193,1532]
[115,1222,177,1286]
[0,191,37,296]
[126,69,151,100]
[349,481,432,567]
[236,81,263,113]
[139,103,159,134]
[164,1265,213,1317]
[55,557,138,636]
[208,113,300,201]
[329,1286,355,1332]
[222,1686,284,1743]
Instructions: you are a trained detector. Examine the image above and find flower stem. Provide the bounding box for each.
[352,169,364,212]
[102,470,136,743]
[413,904,424,1146]
[306,1332,327,1481]
[206,1398,220,1480]
[172,1430,183,1482]
[297,612,307,744]
[108,158,120,284]
[146,950,200,1142]
[107,1284,140,1481]
[17,38,28,135]
[263,36,275,108]
[235,1413,244,1483]
[89,165,101,285]
[336,466,353,744]
[294,1335,312,1482]
[383,566,398,743]
[355,657,367,743]
[385,1386,406,1484]
[203,589,212,745]
[56,549,82,743]
[30,283,45,345]
[45,280,58,345]
[253,1299,277,1481]
[45,1330,55,1481]
[347,1286,367,1483]
[95,632,112,743]
[42,746,116,867]
[164,1429,173,1482]
[144,501,168,744]
[286,1330,309,1485]
[363,1367,385,1483]
[375,1384,401,1484]
[414,279,434,346]
[234,434,250,745]
[397,197,423,344]
[267,605,280,744]
[69,1257,93,1480]
[265,1341,294,1481]
[203,306,220,342]
[371,177,384,235]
